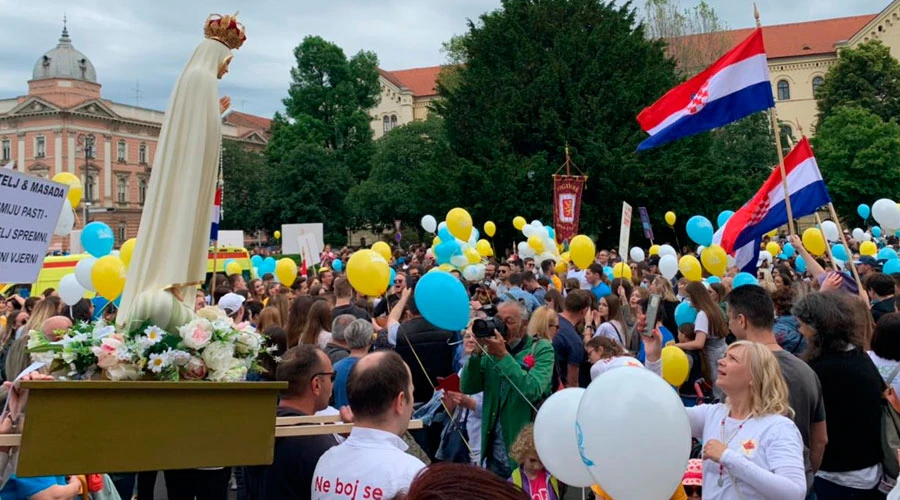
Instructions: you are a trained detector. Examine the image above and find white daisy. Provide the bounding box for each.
[143,326,165,345]
[148,352,169,373]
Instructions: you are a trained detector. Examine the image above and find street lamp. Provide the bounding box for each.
[76,133,95,228]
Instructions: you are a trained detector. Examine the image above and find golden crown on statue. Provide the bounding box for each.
[204,12,246,50]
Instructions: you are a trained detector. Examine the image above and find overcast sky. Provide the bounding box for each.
[0,0,890,118]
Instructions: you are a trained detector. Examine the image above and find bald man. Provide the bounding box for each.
[41,316,73,341]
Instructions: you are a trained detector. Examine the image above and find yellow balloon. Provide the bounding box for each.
[766,229,779,238]
[274,230,281,240]
[438,263,456,273]
[484,221,496,238]
[801,228,826,256]
[665,211,676,226]
[476,239,493,257]
[371,241,393,262]
[433,236,441,247]
[649,244,661,256]
[446,208,473,241]
[347,250,391,297]
[275,258,298,285]
[513,216,527,231]
[765,242,781,257]
[465,247,481,264]
[225,261,242,277]
[570,235,595,270]
[860,240,878,257]
[679,255,702,281]
[119,238,136,267]
[91,255,126,301]
[560,251,570,263]
[700,244,727,277]
[527,234,544,253]
[612,262,632,280]
[555,260,567,274]
[661,346,690,386]
[52,172,83,207]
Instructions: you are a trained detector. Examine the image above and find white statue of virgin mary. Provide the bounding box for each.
[117,14,246,331]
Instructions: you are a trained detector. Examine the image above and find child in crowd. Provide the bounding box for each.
[682,458,702,500]
[508,424,560,500]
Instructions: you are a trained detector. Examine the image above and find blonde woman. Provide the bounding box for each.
[651,276,680,334]
[527,306,559,342]
[646,337,806,499]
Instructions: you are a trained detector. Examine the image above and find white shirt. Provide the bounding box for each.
[868,351,900,394]
[686,403,806,500]
[567,269,590,290]
[312,427,426,500]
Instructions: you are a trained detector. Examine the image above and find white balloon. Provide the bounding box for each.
[450,255,468,268]
[576,367,690,500]
[727,255,736,269]
[629,247,645,262]
[758,250,773,266]
[54,199,75,237]
[531,220,543,230]
[522,225,535,238]
[59,274,86,306]
[462,265,480,282]
[538,251,556,264]
[74,257,97,292]
[864,232,873,242]
[517,241,530,256]
[421,215,437,233]
[873,199,900,229]
[659,254,678,280]
[438,221,448,233]
[425,248,434,259]
[658,244,677,258]
[821,220,839,242]
[475,264,486,281]
[852,228,866,241]
[535,388,594,487]
[696,245,705,256]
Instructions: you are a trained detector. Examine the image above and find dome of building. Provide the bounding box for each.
[32,22,97,83]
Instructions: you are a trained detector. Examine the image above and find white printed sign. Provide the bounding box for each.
[281,223,324,256]
[0,170,68,283]
[217,230,245,248]
[619,202,632,256]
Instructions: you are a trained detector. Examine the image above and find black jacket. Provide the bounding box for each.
[394,316,456,403]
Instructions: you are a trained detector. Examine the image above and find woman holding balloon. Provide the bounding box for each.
[643,335,807,500]
[675,282,729,401]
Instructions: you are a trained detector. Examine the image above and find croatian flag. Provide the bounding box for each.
[714,137,831,272]
[209,182,223,242]
[637,28,774,151]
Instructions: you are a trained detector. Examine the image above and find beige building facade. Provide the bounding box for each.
[370,66,441,139]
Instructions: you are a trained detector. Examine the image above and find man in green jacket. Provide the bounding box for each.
[461,301,555,478]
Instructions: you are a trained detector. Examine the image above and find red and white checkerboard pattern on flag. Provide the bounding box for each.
[686,83,710,115]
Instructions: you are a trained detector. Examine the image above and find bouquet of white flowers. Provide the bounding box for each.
[26,306,273,382]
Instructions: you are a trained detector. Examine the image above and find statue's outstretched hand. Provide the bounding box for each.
[219,96,231,115]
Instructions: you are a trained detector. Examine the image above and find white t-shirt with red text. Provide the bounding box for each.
[312,426,425,500]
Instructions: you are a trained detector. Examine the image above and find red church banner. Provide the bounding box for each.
[552,175,587,243]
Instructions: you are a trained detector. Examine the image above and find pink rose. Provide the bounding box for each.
[180,320,213,350]
[183,357,208,380]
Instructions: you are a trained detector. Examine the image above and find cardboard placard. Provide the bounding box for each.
[619,202,632,255]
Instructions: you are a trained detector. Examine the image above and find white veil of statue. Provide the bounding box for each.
[117,32,235,331]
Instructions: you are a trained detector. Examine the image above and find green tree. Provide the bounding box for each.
[812,106,900,220]
[265,36,381,243]
[220,141,267,233]
[347,117,473,234]
[643,0,731,76]
[435,0,755,248]
[816,41,900,125]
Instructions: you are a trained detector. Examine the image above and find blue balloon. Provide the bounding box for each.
[795,256,807,273]
[260,257,276,276]
[831,244,848,261]
[81,221,115,258]
[389,267,396,286]
[707,276,721,284]
[782,243,796,258]
[859,204,871,220]
[686,216,714,246]
[733,272,759,288]
[879,248,899,261]
[717,210,735,228]
[603,266,614,281]
[414,271,470,331]
[332,259,344,272]
[874,226,883,238]
[885,260,900,275]
[438,226,453,243]
[675,302,698,326]
[251,255,263,268]
[223,259,235,271]
[545,225,556,240]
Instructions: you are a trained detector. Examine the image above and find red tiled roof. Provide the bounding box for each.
[674,14,876,60]
[225,111,272,131]
[380,66,443,97]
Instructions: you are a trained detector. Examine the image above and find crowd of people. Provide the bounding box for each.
[3,228,900,499]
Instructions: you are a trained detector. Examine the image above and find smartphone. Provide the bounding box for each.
[643,294,661,338]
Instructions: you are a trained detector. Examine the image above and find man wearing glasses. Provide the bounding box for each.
[496,263,512,295]
[373,271,408,318]
[248,345,338,500]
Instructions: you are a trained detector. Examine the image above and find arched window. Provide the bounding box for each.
[117,176,128,203]
[780,124,794,140]
[812,76,824,96]
[777,80,791,101]
[85,174,95,202]
[390,115,398,129]
[117,222,127,244]
[139,144,147,164]
[138,178,147,204]
[382,116,390,133]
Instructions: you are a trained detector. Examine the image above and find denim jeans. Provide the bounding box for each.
[814,477,885,500]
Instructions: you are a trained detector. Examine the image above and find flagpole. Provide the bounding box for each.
[814,213,840,271]
[756,5,796,237]
[827,203,864,290]
[209,139,224,306]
